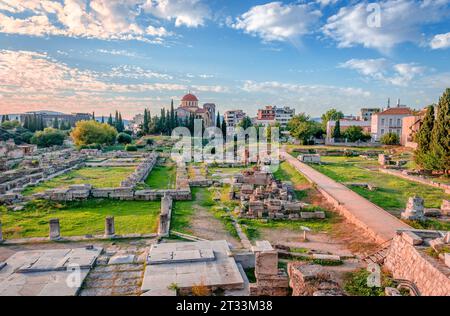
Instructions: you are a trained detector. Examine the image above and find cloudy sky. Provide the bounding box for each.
[0,0,449,119]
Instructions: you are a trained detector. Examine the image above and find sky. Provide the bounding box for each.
[0,0,449,119]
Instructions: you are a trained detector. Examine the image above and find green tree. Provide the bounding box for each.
[321,109,344,130]
[332,120,341,139]
[31,128,66,147]
[1,120,21,130]
[430,88,450,173]
[414,105,435,170]
[117,132,132,144]
[70,120,118,146]
[216,111,221,129]
[107,114,113,126]
[380,132,400,145]
[143,109,149,134]
[52,117,59,129]
[221,117,227,140]
[287,114,321,145]
[238,116,253,130]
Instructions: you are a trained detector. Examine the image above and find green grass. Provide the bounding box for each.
[273,161,311,199]
[344,269,395,296]
[310,156,449,211]
[238,211,338,241]
[22,167,135,196]
[0,199,160,239]
[244,268,256,283]
[145,161,176,189]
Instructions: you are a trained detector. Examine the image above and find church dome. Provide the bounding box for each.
[182,93,198,102]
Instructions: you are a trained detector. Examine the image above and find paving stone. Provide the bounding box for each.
[108,255,135,265]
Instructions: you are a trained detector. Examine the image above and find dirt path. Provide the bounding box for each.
[188,190,242,249]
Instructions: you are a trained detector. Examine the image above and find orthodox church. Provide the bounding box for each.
[175,93,216,127]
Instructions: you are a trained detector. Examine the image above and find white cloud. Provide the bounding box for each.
[0,0,172,42]
[0,50,228,112]
[323,0,450,53]
[339,58,387,78]
[430,32,450,49]
[232,2,321,42]
[316,0,339,6]
[339,58,426,86]
[142,0,210,28]
[241,80,370,97]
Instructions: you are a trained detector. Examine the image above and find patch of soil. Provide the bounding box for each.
[188,192,241,249]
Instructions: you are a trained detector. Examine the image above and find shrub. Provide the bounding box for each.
[125,144,137,152]
[380,132,400,145]
[70,120,117,146]
[31,128,66,147]
[116,132,132,144]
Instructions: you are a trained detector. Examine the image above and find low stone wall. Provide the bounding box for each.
[379,168,450,193]
[287,262,344,296]
[120,153,158,187]
[384,231,450,296]
[158,194,173,237]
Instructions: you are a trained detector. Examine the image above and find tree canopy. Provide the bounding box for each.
[70,120,117,146]
[287,114,322,144]
[31,128,66,148]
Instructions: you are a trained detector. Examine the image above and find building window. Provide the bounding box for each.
[397,119,401,126]
[381,118,385,125]
[381,129,385,135]
[389,119,392,126]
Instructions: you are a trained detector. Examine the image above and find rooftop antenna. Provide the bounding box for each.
[397,98,400,107]
[387,98,390,109]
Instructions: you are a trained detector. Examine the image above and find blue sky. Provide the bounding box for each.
[0,0,449,118]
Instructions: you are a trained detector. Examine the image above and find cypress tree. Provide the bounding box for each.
[92,112,95,121]
[143,109,149,134]
[221,117,227,140]
[108,114,113,126]
[414,105,435,170]
[170,100,175,131]
[1,115,5,123]
[53,117,59,129]
[332,120,341,140]
[216,111,221,129]
[117,112,124,132]
[101,116,105,124]
[430,89,450,173]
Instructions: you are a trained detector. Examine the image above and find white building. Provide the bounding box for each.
[359,108,381,121]
[274,106,295,128]
[224,110,246,127]
[371,107,413,141]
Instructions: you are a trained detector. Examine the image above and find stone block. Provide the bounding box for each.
[255,251,278,277]
[312,254,341,262]
[402,231,423,246]
[445,253,450,268]
[385,287,402,296]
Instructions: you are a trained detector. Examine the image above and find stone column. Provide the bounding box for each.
[105,216,115,237]
[49,218,60,240]
[0,220,3,243]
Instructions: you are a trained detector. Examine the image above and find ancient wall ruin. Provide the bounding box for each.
[384,231,450,296]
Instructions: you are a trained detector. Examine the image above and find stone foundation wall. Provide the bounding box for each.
[384,233,450,296]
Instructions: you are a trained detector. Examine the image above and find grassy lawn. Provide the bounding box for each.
[239,212,338,241]
[0,199,160,239]
[310,156,450,211]
[22,167,135,196]
[274,161,311,200]
[145,160,176,189]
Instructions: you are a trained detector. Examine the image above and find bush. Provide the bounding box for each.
[146,138,154,146]
[380,132,400,145]
[70,120,117,146]
[116,132,132,144]
[31,128,66,147]
[125,144,138,152]
[343,126,371,142]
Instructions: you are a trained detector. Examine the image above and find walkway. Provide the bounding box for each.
[282,151,410,243]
